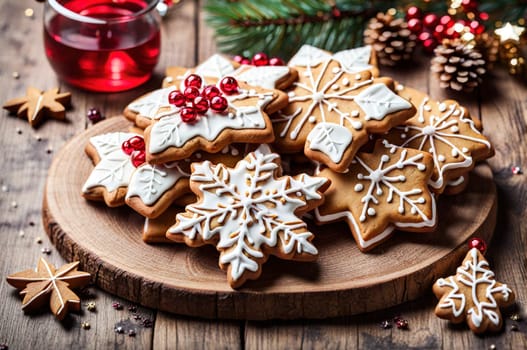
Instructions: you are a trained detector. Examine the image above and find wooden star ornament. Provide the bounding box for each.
[433,248,515,334]
[3,87,71,127]
[6,258,91,320]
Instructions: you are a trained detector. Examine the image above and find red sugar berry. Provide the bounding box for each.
[131,150,146,168]
[233,55,246,64]
[220,76,239,95]
[423,13,438,28]
[269,57,285,66]
[180,107,198,123]
[202,85,221,99]
[210,96,228,112]
[406,6,422,20]
[168,90,186,107]
[252,52,269,66]
[184,74,202,89]
[241,58,251,65]
[468,237,487,254]
[121,140,134,155]
[128,135,145,151]
[183,86,200,101]
[87,107,104,123]
[193,96,209,114]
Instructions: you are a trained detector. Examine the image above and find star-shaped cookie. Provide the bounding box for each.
[433,248,515,334]
[384,84,494,193]
[272,45,415,172]
[6,258,91,320]
[3,87,71,127]
[314,140,436,252]
[124,54,297,129]
[166,145,330,288]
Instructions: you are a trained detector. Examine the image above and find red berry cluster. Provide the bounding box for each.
[233,52,284,66]
[122,135,146,168]
[406,2,488,53]
[167,74,237,123]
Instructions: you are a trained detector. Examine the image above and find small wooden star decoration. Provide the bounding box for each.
[3,86,71,127]
[433,248,515,334]
[6,258,91,320]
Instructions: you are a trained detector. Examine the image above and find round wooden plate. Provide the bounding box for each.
[43,117,497,320]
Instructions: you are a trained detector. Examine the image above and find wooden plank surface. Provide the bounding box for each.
[0,0,526,349]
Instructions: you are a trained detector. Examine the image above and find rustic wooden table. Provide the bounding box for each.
[1,1,526,349]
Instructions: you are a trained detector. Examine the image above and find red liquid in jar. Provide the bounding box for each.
[44,0,160,92]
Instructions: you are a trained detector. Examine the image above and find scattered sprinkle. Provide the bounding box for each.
[34,135,42,142]
[0,343,8,350]
[380,320,392,329]
[511,166,522,175]
[35,237,43,244]
[1,185,8,192]
[511,324,519,331]
[46,147,53,154]
[41,247,51,255]
[16,127,22,135]
[115,326,124,334]
[86,301,96,312]
[19,230,25,237]
[395,318,409,330]
[132,314,142,321]
[11,201,18,208]
[29,221,35,226]
[128,329,136,337]
[510,313,521,321]
[112,301,123,310]
[24,8,34,17]
[12,72,20,79]
[489,345,496,350]
[128,305,138,313]
[142,318,153,328]
[81,321,91,330]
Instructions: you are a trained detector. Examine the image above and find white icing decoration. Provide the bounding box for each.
[355,84,412,121]
[127,87,173,119]
[168,146,328,283]
[82,152,135,193]
[288,45,332,67]
[308,116,317,123]
[234,66,290,89]
[307,122,353,163]
[436,248,512,328]
[126,163,190,206]
[392,97,492,190]
[342,78,350,86]
[195,54,236,78]
[88,132,138,158]
[332,46,373,74]
[447,175,465,187]
[149,89,273,154]
[354,184,364,192]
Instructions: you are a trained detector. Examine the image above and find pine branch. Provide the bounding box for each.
[204,0,397,58]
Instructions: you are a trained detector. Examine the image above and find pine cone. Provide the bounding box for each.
[431,39,486,92]
[363,11,417,66]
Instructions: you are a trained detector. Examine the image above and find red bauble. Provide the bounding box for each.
[269,57,285,66]
[87,107,104,123]
[202,85,221,99]
[233,55,246,64]
[434,24,446,41]
[183,86,200,101]
[210,96,228,112]
[252,52,269,66]
[439,15,454,28]
[407,18,422,33]
[193,96,209,114]
[180,107,198,123]
[184,74,202,89]
[461,0,478,12]
[131,150,146,168]
[469,20,485,34]
[418,31,432,42]
[479,12,489,21]
[406,6,422,20]
[241,58,251,65]
[168,90,186,107]
[468,237,487,254]
[423,13,439,28]
[220,76,239,95]
[422,38,437,53]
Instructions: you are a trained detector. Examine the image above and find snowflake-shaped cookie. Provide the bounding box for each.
[144,80,287,164]
[166,145,330,288]
[273,47,415,172]
[82,132,139,207]
[314,140,436,252]
[124,54,296,129]
[385,85,494,193]
[433,248,515,334]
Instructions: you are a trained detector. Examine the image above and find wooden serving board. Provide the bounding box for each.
[42,117,497,320]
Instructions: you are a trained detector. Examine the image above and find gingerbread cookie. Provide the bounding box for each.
[126,144,251,218]
[82,132,141,207]
[6,258,91,320]
[3,87,71,127]
[166,145,330,288]
[144,76,287,164]
[314,140,436,252]
[433,248,515,334]
[272,46,415,172]
[385,84,494,193]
